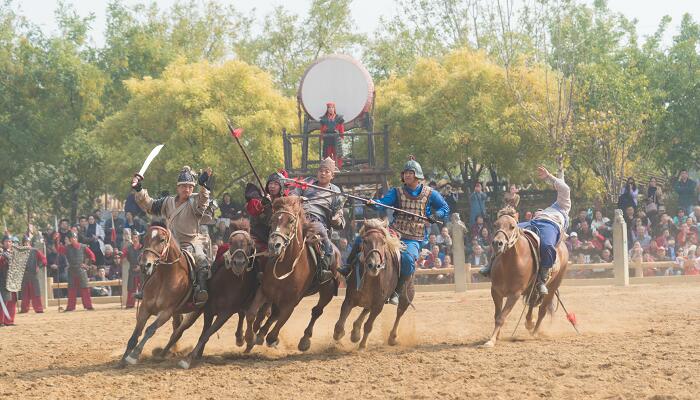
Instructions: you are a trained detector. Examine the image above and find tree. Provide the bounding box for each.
[93,59,296,201]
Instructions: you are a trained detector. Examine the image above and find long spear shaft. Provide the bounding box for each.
[280,177,441,224]
[225,119,265,194]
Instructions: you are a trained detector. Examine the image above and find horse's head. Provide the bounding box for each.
[492,207,519,255]
[225,219,255,277]
[268,196,302,257]
[140,225,172,275]
[360,219,398,277]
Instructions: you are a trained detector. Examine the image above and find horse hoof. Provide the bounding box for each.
[358,342,367,350]
[255,334,265,346]
[333,329,345,341]
[244,345,254,354]
[480,341,495,349]
[116,360,127,369]
[266,339,279,348]
[388,336,398,346]
[350,330,361,343]
[236,336,245,347]
[298,336,311,352]
[177,360,191,370]
[125,355,138,365]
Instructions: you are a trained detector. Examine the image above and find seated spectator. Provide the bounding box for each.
[503,184,520,209]
[629,241,644,263]
[124,211,145,236]
[477,227,492,256]
[654,246,669,262]
[469,244,488,268]
[576,221,594,242]
[436,227,453,254]
[424,245,444,268]
[102,244,120,279]
[590,210,610,235]
[677,224,691,248]
[219,193,237,219]
[470,215,485,240]
[655,229,672,250]
[632,225,652,250]
[442,254,454,269]
[91,267,112,297]
[567,232,582,254]
[523,211,533,222]
[673,208,688,227]
[690,206,700,224]
[571,209,591,234]
[600,248,612,263]
[423,234,438,251]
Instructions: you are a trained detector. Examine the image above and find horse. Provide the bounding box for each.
[482,207,569,348]
[243,196,338,353]
[119,223,193,367]
[153,218,262,369]
[333,218,413,349]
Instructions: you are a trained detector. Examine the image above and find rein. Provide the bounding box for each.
[224,230,258,277]
[269,209,306,280]
[142,227,182,270]
[493,215,521,255]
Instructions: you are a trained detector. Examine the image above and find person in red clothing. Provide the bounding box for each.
[19,239,47,314]
[245,170,289,249]
[319,102,345,168]
[64,231,95,311]
[0,235,18,326]
[121,232,143,308]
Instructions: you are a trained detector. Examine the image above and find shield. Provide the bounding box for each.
[5,245,31,292]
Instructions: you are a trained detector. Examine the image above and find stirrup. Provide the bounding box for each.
[537,283,548,295]
[134,292,143,300]
[319,269,334,282]
[388,292,399,306]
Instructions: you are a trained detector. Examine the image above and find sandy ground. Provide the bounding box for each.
[1,283,698,399]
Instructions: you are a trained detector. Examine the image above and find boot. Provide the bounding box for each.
[194,267,210,306]
[318,252,334,282]
[134,291,143,300]
[388,274,409,306]
[340,242,361,277]
[537,267,549,295]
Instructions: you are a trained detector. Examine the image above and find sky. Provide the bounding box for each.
[12,0,700,48]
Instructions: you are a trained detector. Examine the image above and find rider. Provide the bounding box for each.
[131,165,213,306]
[245,169,290,247]
[480,165,571,295]
[291,157,345,282]
[355,156,450,305]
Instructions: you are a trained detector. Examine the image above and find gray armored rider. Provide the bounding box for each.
[292,157,346,282]
[131,166,214,306]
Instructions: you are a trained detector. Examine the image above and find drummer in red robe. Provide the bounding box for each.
[320,102,345,168]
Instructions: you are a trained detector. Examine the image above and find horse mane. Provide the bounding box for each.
[360,218,402,255]
[273,195,303,215]
[497,206,518,220]
[149,221,168,229]
[229,217,251,233]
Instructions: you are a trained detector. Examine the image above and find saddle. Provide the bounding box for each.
[179,249,199,310]
[521,229,560,307]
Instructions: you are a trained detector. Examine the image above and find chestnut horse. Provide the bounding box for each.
[243,196,338,353]
[154,219,262,369]
[483,207,569,348]
[120,223,193,366]
[333,219,413,349]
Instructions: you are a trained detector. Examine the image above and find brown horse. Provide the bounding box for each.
[333,219,413,349]
[120,223,193,366]
[153,219,262,369]
[483,207,569,348]
[243,196,338,353]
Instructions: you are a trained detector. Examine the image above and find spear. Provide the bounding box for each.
[225,118,265,194]
[555,289,580,335]
[281,177,442,224]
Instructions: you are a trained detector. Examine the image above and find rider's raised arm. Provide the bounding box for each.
[545,172,571,216]
[194,184,210,217]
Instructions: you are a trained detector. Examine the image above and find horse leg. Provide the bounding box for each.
[299,287,334,352]
[333,297,354,341]
[159,310,202,359]
[255,305,279,346]
[119,306,150,367]
[265,303,295,348]
[243,289,266,353]
[533,292,556,336]
[235,311,245,347]
[359,306,382,350]
[178,311,235,370]
[525,306,535,334]
[125,309,174,365]
[484,293,520,348]
[351,308,370,343]
[388,298,409,346]
[253,303,271,333]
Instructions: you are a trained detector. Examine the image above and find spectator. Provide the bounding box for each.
[470,215,485,240]
[91,267,112,297]
[571,209,591,234]
[86,214,105,266]
[104,210,125,249]
[425,245,444,268]
[674,169,697,215]
[673,208,688,227]
[436,227,452,254]
[600,248,612,263]
[690,206,700,224]
[590,210,610,234]
[442,184,459,215]
[58,218,70,245]
[645,177,663,224]
[477,227,491,256]
[629,241,644,263]
[469,244,488,268]
[124,211,145,236]
[469,182,488,224]
[102,245,120,279]
[339,238,351,266]
[423,234,438,251]
[618,177,638,211]
[503,184,520,209]
[632,225,652,250]
[654,246,669,262]
[219,193,237,219]
[523,211,533,222]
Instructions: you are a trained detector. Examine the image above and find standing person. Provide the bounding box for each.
[291,158,346,281]
[124,211,145,236]
[470,182,488,224]
[104,211,125,249]
[319,102,345,168]
[46,232,68,299]
[86,214,105,267]
[19,240,47,314]
[121,231,143,308]
[618,177,638,212]
[64,231,95,311]
[480,165,571,295]
[503,184,521,209]
[674,169,697,215]
[131,165,214,306]
[645,177,663,224]
[0,235,18,325]
[57,218,71,245]
[357,156,450,304]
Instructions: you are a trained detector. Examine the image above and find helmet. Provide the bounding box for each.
[177,166,196,186]
[402,156,424,180]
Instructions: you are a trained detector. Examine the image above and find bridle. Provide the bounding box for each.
[360,229,386,271]
[269,209,306,280]
[141,226,181,273]
[224,230,257,277]
[493,215,521,255]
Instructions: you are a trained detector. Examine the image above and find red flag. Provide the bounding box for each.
[231,128,243,138]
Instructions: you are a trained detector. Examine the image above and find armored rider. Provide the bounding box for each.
[291,157,345,282]
[131,166,214,306]
[245,169,290,248]
[480,165,571,295]
[357,156,450,305]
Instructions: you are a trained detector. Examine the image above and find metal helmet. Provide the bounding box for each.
[402,156,424,180]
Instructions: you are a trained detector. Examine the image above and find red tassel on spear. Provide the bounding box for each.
[555,290,580,335]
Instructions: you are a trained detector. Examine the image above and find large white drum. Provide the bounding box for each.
[298,54,374,122]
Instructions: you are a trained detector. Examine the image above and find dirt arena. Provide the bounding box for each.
[1,283,698,399]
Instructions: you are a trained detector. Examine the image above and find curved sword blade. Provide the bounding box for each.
[138,144,164,177]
